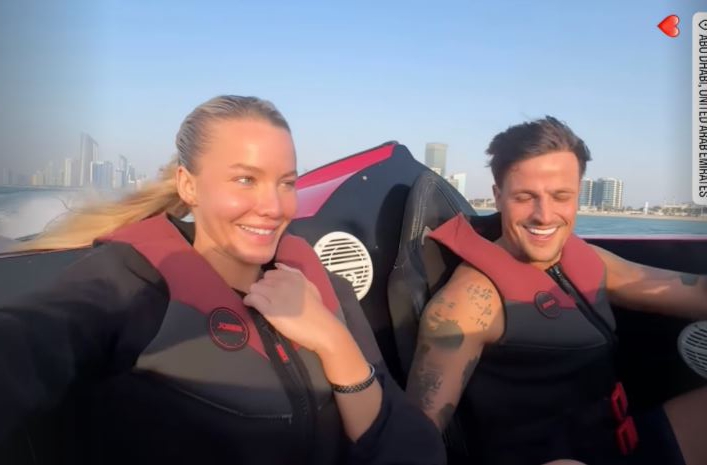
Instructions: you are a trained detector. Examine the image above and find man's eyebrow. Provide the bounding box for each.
[509,189,536,195]
[509,187,576,195]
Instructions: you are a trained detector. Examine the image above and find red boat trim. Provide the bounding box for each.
[296,174,355,218]
[296,143,395,188]
[294,143,396,219]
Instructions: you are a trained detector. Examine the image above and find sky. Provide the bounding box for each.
[0,0,703,207]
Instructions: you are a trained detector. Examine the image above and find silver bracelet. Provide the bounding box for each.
[330,363,376,394]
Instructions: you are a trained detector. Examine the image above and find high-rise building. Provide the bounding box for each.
[0,168,12,186]
[579,178,593,208]
[63,159,71,187]
[15,174,29,186]
[116,155,128,189]
[90,160,114,190]
[447,177,459,191]
[425,143,447,177]
[31,171,45,186]
[112,171,122,189]
[43,161,57,186]
[127,164,137,185]
[446,172,467,198]
[63,158,80,187]
[594,178,624,210]
[79,133,99,187]
[591,182,603,208]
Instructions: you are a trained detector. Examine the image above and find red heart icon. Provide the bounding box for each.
[658,15,680,38]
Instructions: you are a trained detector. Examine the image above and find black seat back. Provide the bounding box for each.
[387,169,476,383]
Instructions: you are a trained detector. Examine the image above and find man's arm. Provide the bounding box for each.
[327,274,446,464]
[406,263,504,431]
[592,245,707,320]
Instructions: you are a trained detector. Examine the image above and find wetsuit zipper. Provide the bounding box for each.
[249,309,317,464]
[547,265,630,457]
[547,264,618,347]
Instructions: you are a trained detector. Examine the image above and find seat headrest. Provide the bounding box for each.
[423,211,502,297]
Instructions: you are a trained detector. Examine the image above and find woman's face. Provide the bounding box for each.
[182,118,298,270]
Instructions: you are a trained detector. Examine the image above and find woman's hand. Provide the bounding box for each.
[243,263,342,353]
[245,263,384,442]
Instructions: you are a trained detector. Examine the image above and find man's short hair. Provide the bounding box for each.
[486,116,591,187]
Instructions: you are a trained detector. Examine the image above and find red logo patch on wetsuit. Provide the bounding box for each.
[534,291,562,319]
[209,308,249,350]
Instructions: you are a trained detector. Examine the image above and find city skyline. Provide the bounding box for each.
[0,131,143,191]
[1,136,686,210]
[426,144,639,209]
[0,1,703,207]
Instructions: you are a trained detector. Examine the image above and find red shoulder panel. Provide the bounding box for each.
[427,214,575,307]
[559,235,605,304]
[99,215,342,358]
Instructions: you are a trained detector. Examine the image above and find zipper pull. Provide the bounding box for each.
[274,342,291,364]
[548,264,570,293]
[249,307,292,364]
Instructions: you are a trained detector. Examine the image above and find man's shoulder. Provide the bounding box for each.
[424,262,504,342]
[584,243,630,275]
[445,262,500,296]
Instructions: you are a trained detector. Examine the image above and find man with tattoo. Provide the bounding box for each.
[406,117,707,465]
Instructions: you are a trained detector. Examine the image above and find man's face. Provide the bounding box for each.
[493,151,580,270]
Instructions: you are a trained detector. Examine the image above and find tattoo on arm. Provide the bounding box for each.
[467,284,492,301]
[437,403,456,429]
[425,309,464,350]
[407,344,443,411]
[425,282,496,352]
[680,273,699,286]
[475,301,493,316]
[431,294,456,309]
[466,284,495,328]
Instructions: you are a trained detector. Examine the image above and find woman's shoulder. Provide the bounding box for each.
[67,241,167,294]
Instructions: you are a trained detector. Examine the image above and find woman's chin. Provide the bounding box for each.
[240,249,278,267]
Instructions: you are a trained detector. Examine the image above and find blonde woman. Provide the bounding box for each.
[0,96,444,465]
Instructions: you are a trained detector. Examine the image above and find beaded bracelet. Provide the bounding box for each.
[330,363,376,394]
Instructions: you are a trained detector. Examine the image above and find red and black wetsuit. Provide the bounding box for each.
[0,215,444,465]
[428,214,636,465]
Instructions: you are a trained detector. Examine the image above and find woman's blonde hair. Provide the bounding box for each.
[14,95,290,251]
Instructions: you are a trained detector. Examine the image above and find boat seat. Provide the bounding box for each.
[386,168,476,383]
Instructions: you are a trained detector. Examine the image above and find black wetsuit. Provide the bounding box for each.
[427,214,685,465]
[0,216,445,465]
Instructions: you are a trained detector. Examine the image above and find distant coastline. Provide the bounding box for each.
[576,211,707,222]
[474,208,707,223]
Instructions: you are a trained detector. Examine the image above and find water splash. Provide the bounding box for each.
[0,189,103,239]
